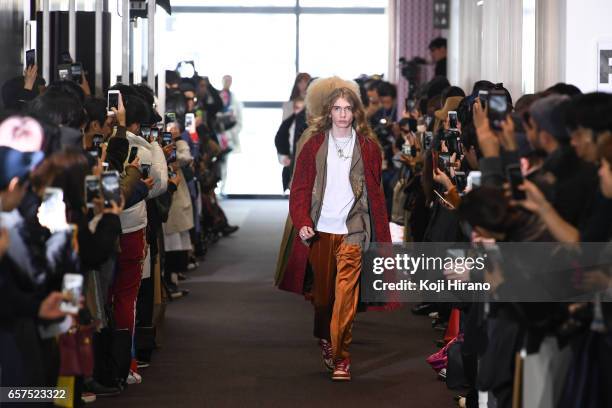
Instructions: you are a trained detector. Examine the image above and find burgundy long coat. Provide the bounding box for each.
[277,132,397,311]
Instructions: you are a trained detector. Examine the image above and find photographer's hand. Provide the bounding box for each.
[80,72,91,96]
[103,196,124,215]
[111,93,126,127]
[168,172,181,187]
[143,177,155,190]
[127,156,141,170]
[433,167,453,191]
[163,144,174,159]
[24,65,38,91]
[38,292,69,320]
[473,102,500,158]
[499,114,518,151]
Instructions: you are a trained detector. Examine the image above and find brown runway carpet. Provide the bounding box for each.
[94,199,457,408]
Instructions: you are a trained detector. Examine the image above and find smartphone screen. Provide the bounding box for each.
[141,125,151,139]
[141,163,151,179]
[92,134,103,148]
[478,90,489,109]
[71,63,82,82]
[60,274,83,314]
[161,132,173,147]
[107,91,120,112]
[506,164,526,200]
[25,49,36,68]
[165,112,176,124]
[405,98,416,112]
[488,91,508,130]
[127,146,138,163]
[423,131,433,150]
[57,65,71,81]
[439,153,451,170]
[101,171,121,207]
[185,113,195,131]
[150,127,159,142]
[448,111,458,130]
[84,176,100,209]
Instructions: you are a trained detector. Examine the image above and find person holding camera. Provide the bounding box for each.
[287,83,391,381]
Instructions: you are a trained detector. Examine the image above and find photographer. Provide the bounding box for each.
[1,65,45,112]
[428,37,447,78]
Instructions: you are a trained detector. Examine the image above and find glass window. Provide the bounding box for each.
[298,14,388,79]
[159,13,296,101]
[299,0,386,8]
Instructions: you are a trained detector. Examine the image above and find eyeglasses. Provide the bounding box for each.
[332,106,353,114]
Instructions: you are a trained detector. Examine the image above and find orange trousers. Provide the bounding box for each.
[308,232,362,361]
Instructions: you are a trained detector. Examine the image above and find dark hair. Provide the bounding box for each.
[514,94,539,115]
[544,83,582,97]
[2,77,31,111]
[132,84,161,124]
[124,95,150,127]
[109,83,137,99]
[458,187,517,233]
[27,91,85,129]
[290,73,311,101]
[84,97,107,131]
[426,76,451,99]
[179,79,196,93]
[133,84,155,107]
[565,92,612,135]
[598,133,612,164]
[166,70,180,86]
[47,80,86,104]
[377,81,397,99]
[441,86,466,102]
[365,79,382,92]
[428,37,447,50]
[31,147,89,211]
[471,80,495,95]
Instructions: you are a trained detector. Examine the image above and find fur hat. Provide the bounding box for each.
[304,76,361,120]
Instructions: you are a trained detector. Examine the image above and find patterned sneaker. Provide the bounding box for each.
[126,370,142,385]
[332,358,351,381]
[318,339,334,371]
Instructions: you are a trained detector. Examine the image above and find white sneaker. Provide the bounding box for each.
[126,370,142,385]
[187,262,199,271]
[81,392,96,403]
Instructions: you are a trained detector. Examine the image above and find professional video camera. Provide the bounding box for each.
[399,56,427,107]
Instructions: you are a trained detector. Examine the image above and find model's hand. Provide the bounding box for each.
[299,226,315,241]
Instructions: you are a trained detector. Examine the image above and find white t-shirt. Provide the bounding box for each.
[316,130,356,234]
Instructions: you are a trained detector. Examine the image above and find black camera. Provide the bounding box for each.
[373,117,394,146]
[441,129,463,156]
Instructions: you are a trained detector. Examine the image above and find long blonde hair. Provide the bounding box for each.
[301,87,378,145]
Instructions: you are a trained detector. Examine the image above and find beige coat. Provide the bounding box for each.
[163,140,194,235]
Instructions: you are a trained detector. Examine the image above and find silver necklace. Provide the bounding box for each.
[331,132,353,160]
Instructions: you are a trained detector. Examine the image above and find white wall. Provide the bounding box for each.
[564,0,612,92]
